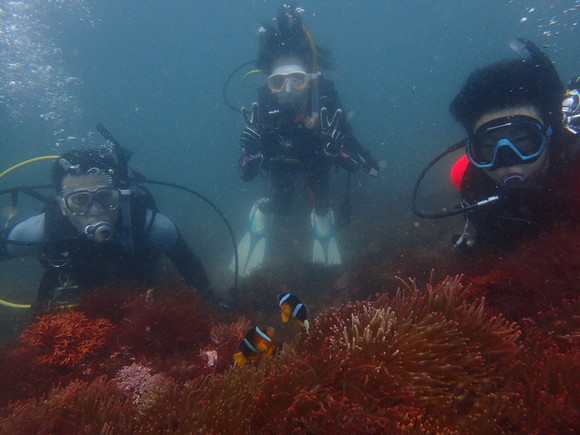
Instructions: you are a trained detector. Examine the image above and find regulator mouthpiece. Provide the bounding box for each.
[84,221,114,242]
[502,173,525,187]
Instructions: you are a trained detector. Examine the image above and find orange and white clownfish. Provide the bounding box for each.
[278,292,309,333]
[233,326,276,367]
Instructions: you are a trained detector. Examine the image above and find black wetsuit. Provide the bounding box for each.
[456,139,580,252]
[239,78,375,215]
[2,197,210,307]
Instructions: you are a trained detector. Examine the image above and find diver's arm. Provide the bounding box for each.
[166,234,212,297]
[321,80,380,176]
[146,210,212,299]
[2,213,45,259]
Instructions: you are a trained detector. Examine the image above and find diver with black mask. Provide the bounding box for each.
[1,147,212,309]
[442,39,580,253]
[232,5,380,276]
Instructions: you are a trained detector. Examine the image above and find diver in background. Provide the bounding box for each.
[562,74,580,150]
[1,148,212,308]
[449,39,580,254]
[233,5,380,276]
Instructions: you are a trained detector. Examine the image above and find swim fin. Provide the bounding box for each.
[311,208,341,265]
[230,200,270,277]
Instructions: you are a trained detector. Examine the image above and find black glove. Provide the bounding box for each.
[320,107,344,157]
[239,103,263,181]
[239,153,261,181]
[241,102,262,155]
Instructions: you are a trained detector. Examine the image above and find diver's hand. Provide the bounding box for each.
[241,103,262,154]
[452,233,477,254]
[320,107,344,157]
[361,154,381,177]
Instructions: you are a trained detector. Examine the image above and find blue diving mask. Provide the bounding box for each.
[466,115,552,169]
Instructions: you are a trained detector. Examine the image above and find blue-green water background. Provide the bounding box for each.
[0,0,579,332]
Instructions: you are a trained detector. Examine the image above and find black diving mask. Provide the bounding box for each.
[466,115,552,169]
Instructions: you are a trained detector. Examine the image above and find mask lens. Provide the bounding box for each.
[267,74,287,92]
[66,191,92,215]
[509,124,543,156]
[470,136,497,166]
[96,188,120,209]
[288,72,308,90]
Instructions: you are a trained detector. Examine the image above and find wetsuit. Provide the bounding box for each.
[239,78,376,214]
[1,199,210,306]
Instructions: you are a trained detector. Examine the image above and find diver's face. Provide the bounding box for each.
[268,58,310,107]
[58,174,120,235]
[473,106,550,186]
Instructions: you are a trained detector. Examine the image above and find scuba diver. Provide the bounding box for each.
[232,5,380,276]
[437,39,580,253]
[0,147,213,309]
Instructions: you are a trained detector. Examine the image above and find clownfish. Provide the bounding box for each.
[233,326,276,367]
[278,292,309,333]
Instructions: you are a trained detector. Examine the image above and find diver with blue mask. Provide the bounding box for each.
[1,147,212,309]
[232,5,380,276]
[445,39,580,253]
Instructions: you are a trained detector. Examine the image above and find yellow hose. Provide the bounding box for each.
[0,155,60,180]
[0,298,31,309]
[0,155,59,309]
[242,69,265,108]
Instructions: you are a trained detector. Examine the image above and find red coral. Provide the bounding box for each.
[19,311,115,368]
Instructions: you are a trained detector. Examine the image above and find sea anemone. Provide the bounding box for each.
[19,311,115,368]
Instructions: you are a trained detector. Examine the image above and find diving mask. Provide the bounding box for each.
[63,187,120,216]
[267,65,313,94]
[466,116,552,169]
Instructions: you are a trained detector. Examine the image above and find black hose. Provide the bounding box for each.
[411,139,467,219]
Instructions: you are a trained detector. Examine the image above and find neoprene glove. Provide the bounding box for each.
[320,107,344,157]
[241,102,262,155]
[239,103,262,181]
